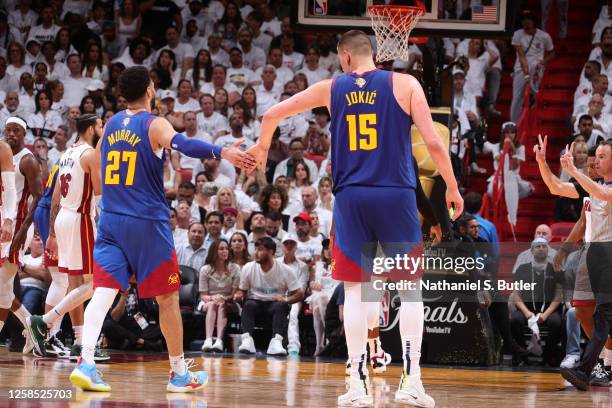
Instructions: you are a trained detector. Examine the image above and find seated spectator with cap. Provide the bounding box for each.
[293,212,322,265]
[512,224,557,274]
[159,89,184,131]
[510,237,563,366]
[176,222,208,271]
[234,237,304,355]
[277,234,309,355]
[221,207,239,238]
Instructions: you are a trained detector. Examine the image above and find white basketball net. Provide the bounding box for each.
[368,6,425,62]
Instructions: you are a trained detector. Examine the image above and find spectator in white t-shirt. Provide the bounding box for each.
[227,47,257,93]
[273,137,319,182]
[255,65,282,115]
[215,112,255,151]
[207,32,230,67]
[293,212,322,265]
[245,11,273,53]
[287,186,332,238]
[256,47,294,88]
[172,111,209,173]
[316,33,339,73]
[573,74,612,119]
[510,12,555,123]
[234,236,303,355]
[27,5,60,44]
[47,125,69,165]
[281,35,304,72]
[277,234,309,355]
[8,2,38,44]
[297,47,331,87]
[174,79,200,113]
[0,56,18,95]
[200,65,240,102]
[157,26,195,74]
[237,26,266,71]
[63,54,91,108]
[196,93,228,139]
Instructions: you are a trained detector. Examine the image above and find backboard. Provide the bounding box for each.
[294,0,516,38]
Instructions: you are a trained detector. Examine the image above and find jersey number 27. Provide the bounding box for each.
[346,113,378,151]
[105,151,137,186]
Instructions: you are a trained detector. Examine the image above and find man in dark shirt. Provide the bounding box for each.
[510,238,563,366]
[139,0,182,49]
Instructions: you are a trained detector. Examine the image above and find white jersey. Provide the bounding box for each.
[13,147,33,220]
[57,143,94,214]
[583,183,612,242]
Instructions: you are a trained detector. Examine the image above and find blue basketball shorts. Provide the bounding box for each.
[331,185,422,282]
[93,211,180,298]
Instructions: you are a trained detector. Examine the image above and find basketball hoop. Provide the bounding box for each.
[367,5,425,62]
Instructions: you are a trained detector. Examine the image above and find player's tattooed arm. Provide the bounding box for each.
[11,154,42,251]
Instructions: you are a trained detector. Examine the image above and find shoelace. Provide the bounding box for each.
[593,364,607,378]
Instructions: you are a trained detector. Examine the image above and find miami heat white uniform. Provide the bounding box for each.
[2,147,34,262]
[55,143,96,275]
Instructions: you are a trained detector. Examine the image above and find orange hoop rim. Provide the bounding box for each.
[367,5,426,17]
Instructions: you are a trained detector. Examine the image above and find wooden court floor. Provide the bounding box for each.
[1,349,611,408]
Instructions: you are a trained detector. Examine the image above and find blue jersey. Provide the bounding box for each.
[330,69,416,193]
[38,161,59,209]
[100,111,169,221]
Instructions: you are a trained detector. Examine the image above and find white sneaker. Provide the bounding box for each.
[266,334,287,356]
[370,352,392,374]
[22,330,34,355]
[560,354,581,369]
[338,375,373,407]
[212,338,223,352]
[395,374,435,407]
[201,338,213,352]
[238,333,255,354]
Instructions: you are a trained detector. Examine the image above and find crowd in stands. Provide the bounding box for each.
[0,0,609,370]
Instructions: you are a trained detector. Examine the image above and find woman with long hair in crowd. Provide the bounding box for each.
[54,28,76,63]
[258,184,290,230]
[214,1,242,34]
[317,176,334,211]
[214,88,229,116]
[228,231,251,267]
[79,95,97,115]
[241,86,257,119]
[82,42,109,82]
[484,122,534,229]
[287,159,312,209]
[116,0,142,43]
[33,62,48,92]
[28,89,62,140]
[105,62,125,96]
[186,49,213,91]
[199,239,241,353]
[155,49,181,90]
[231,100,260,141]
[293,72,309,93]
[7,41,28,77]
[237,164,267,198]
[193,172,212,222]
[47,80,67,116]
[174,79,200,112]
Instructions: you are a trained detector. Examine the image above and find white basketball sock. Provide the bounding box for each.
[169,353,187,376]
[43,281,94,326]
[400,300,424,379]
[73,325,83,346]
[13,304,30,328]
[343,282,369,362]
[81,287,117,365]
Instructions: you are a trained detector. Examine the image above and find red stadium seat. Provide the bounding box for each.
[550,222,575,242]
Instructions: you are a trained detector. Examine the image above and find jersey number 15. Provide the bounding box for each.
[105,151,137,186]
[346,113,378,151]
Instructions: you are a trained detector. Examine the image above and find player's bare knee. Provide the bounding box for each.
[156,290,179,307]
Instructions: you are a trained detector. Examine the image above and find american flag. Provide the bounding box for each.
[472,5,497,22]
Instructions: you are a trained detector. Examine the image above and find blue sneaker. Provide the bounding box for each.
[166,369,208,393]
[69,358,111,392]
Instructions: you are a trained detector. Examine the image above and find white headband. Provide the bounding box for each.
[5,117,26,131]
